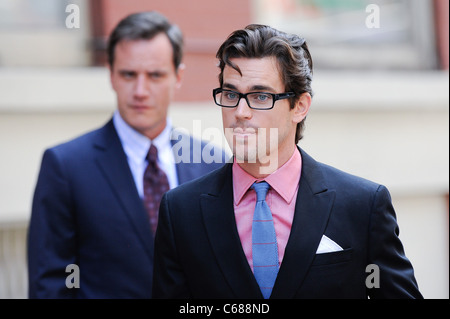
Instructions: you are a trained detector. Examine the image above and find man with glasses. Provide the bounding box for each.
[152,24,422,299]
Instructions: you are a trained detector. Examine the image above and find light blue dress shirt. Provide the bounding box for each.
[112,111,178,198]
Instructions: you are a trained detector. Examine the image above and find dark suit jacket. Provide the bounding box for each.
[152,147,422,299]
[27,119,228,298]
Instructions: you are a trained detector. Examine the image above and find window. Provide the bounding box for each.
[0,0,91,67]
[252,0,438,70]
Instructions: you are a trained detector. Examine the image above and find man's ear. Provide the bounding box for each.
[175,63,186,89]
[292,92,311,124]
[108,64,116,90]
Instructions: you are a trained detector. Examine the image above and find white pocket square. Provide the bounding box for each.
[316,235,343,254]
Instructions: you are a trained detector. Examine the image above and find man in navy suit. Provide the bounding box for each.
[27,11,228,298]
[152,24,423,299]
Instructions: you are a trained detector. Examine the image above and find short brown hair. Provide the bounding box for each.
[107,11,183,70]
[216,24,313,143]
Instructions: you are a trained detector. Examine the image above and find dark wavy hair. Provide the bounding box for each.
[107,11,183,70]
[216,24,313,143]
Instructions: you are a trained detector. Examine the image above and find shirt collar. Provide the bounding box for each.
[113,110,172,162]
[232,148,302,205]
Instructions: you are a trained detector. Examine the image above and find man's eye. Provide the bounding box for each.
[256,94,269,101]
[251,93,271,102]
[224,92,238,100]
[120,71,135,79]
[150,73,162,79]
[148,72,167,80]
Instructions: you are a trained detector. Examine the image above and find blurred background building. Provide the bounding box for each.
[0,0,448,298]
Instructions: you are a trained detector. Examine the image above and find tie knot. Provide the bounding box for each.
[252,181,270,202]
[146,144,158,163]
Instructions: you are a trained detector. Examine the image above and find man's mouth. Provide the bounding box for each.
[232,127,256,136]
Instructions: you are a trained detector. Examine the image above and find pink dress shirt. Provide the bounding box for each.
[232,149,302,271]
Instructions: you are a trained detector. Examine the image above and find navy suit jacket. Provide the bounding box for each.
[152,148,422,299]
[27,119,228,298]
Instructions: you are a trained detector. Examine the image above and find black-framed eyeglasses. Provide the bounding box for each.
[212,88,295,110]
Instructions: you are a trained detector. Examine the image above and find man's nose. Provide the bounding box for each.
[133,75,150,99]
[234,97,253,120]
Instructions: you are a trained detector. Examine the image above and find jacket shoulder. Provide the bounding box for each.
[45,121,114,159]
[319,162,381,190]
[300,148,382,196]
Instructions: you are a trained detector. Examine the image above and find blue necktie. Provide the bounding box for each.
[251,181,279,299]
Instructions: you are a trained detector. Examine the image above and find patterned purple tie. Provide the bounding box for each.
[143,144,170,236]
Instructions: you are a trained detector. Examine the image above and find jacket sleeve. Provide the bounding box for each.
[27,148,77,298]
[367,185,423,299]
[152,192,191,298]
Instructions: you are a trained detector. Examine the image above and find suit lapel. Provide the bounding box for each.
[93,120,154,258]
[197,148,336,299]
[200,164,262,298]
[271,148,336,299]
[171,129,196,184]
